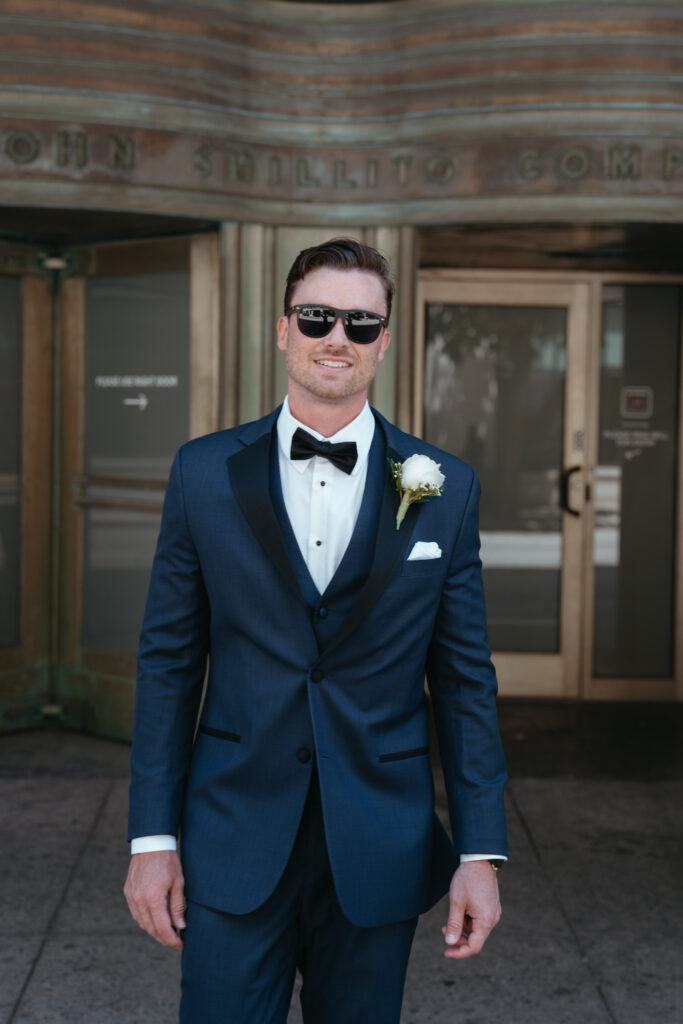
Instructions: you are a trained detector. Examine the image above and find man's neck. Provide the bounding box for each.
[286,391,368,438]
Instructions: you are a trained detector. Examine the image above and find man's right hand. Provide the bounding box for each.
[124,850,186,949]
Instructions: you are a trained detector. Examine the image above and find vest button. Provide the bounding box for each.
[318,606,328,619]
[297,747,311,763]
[310,669,324,683]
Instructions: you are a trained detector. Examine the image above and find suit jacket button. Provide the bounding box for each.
[311,669,324,683]
[318,606,328,619]
[297,747,311,763]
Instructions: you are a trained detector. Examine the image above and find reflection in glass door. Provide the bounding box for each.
[424,303,566,653]
[418,276,590,698]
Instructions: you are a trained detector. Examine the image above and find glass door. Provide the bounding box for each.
[0,244,52,732]
[585,281,681,701]
[58,234,219,738]
[417,275,591,698]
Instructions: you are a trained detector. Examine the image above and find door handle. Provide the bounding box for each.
[560,465,582,517]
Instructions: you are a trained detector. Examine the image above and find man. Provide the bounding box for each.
[125,238,508,1023]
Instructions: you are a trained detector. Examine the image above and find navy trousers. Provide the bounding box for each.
[180,765,418,1023]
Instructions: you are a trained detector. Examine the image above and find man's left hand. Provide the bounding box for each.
[442,860,501,959]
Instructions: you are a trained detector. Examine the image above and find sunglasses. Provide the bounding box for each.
[286,304,388,345]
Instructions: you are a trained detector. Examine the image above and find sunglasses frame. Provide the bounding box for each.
[285,304,389,345]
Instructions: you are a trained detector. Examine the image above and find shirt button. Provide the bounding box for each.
[320,481,326,487]
[315,540,322,547]
[297,747,311,764]
[318,606,328,619]
[311,669,324,683]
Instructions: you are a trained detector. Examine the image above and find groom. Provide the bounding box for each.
[125,238,508,1023]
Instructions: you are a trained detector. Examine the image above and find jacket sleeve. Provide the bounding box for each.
[426,468,508,858]
[127,446,210,841]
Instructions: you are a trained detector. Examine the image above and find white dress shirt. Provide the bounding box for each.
[131,397,503,865]
[276,395,375,594]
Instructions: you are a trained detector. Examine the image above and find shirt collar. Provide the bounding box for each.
[277,395,375,476]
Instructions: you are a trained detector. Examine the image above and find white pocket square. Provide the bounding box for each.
[407,541,442,561]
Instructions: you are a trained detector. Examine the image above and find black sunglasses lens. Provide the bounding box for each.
[346,312,382,344]
[296,306,336,338]
[294,306,384,344]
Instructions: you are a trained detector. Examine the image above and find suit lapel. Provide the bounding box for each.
[319,422,384,602]
[227,418,307,608]
[320,435,417,660]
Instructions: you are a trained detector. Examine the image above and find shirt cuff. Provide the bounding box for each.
[459,853,509,864]
[130,834,177,855]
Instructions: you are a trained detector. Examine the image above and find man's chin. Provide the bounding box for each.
[303,378,361,402]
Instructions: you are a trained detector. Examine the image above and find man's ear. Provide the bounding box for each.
[377,329,391,362]
[276,315,289,351]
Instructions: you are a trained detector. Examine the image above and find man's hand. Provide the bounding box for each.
[442,860,501,959]
[124,850,186,949]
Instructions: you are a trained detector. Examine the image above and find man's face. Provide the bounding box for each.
[277,267,391,407]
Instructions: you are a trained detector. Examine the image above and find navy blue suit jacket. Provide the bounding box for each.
[128,407,508,928]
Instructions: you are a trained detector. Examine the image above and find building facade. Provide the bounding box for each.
[2,0,682,738]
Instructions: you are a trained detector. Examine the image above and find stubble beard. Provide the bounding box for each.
[284,348,379,404]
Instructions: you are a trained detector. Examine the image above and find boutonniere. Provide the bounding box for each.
[390,454,445,530]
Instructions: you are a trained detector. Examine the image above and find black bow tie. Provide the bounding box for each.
[290,427,358,475]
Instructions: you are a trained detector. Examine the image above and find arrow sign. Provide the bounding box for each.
[123,393,148,411]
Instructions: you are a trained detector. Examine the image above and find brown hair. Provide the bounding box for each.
[283,237,394,321]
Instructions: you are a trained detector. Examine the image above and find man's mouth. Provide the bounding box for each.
[314,358,352,369]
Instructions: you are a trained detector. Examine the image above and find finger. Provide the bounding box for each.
[124,884,153,936]
[462,918,488,955]
[148,896,184,948]
[444,916,492,959]
[445,938,474,959]
[169,875,187,931]
[126,886,161,940]
[443,897,466,947]
[136,903,159,940]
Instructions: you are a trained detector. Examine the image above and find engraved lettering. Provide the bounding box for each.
[6,130,39,165]
[393,155,412,186]
[193,144,213,178]
[609,147,641,179]
[663,148,683,181]
[557,147,590,180]
[107,134,135,171]
[56,130,87,168]
[226,149,254,183]
[297,157,320,188]
[516,148,541,180]
[426,154,456,184]
[334,158,356,189]
[366,157,378,188]
[268,154,282,186]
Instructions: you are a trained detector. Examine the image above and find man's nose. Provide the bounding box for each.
[323,317,350,346]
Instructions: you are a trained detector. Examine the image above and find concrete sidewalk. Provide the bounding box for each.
[1,708,681,1024]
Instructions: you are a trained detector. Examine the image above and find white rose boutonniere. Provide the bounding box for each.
[390,453,445,530]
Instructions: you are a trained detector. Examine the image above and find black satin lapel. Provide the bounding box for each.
[227,432,305,605]
[321,446,416,659]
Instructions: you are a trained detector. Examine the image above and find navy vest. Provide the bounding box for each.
[269,422,385,651]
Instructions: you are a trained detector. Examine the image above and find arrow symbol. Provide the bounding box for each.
[123,393,148,411]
